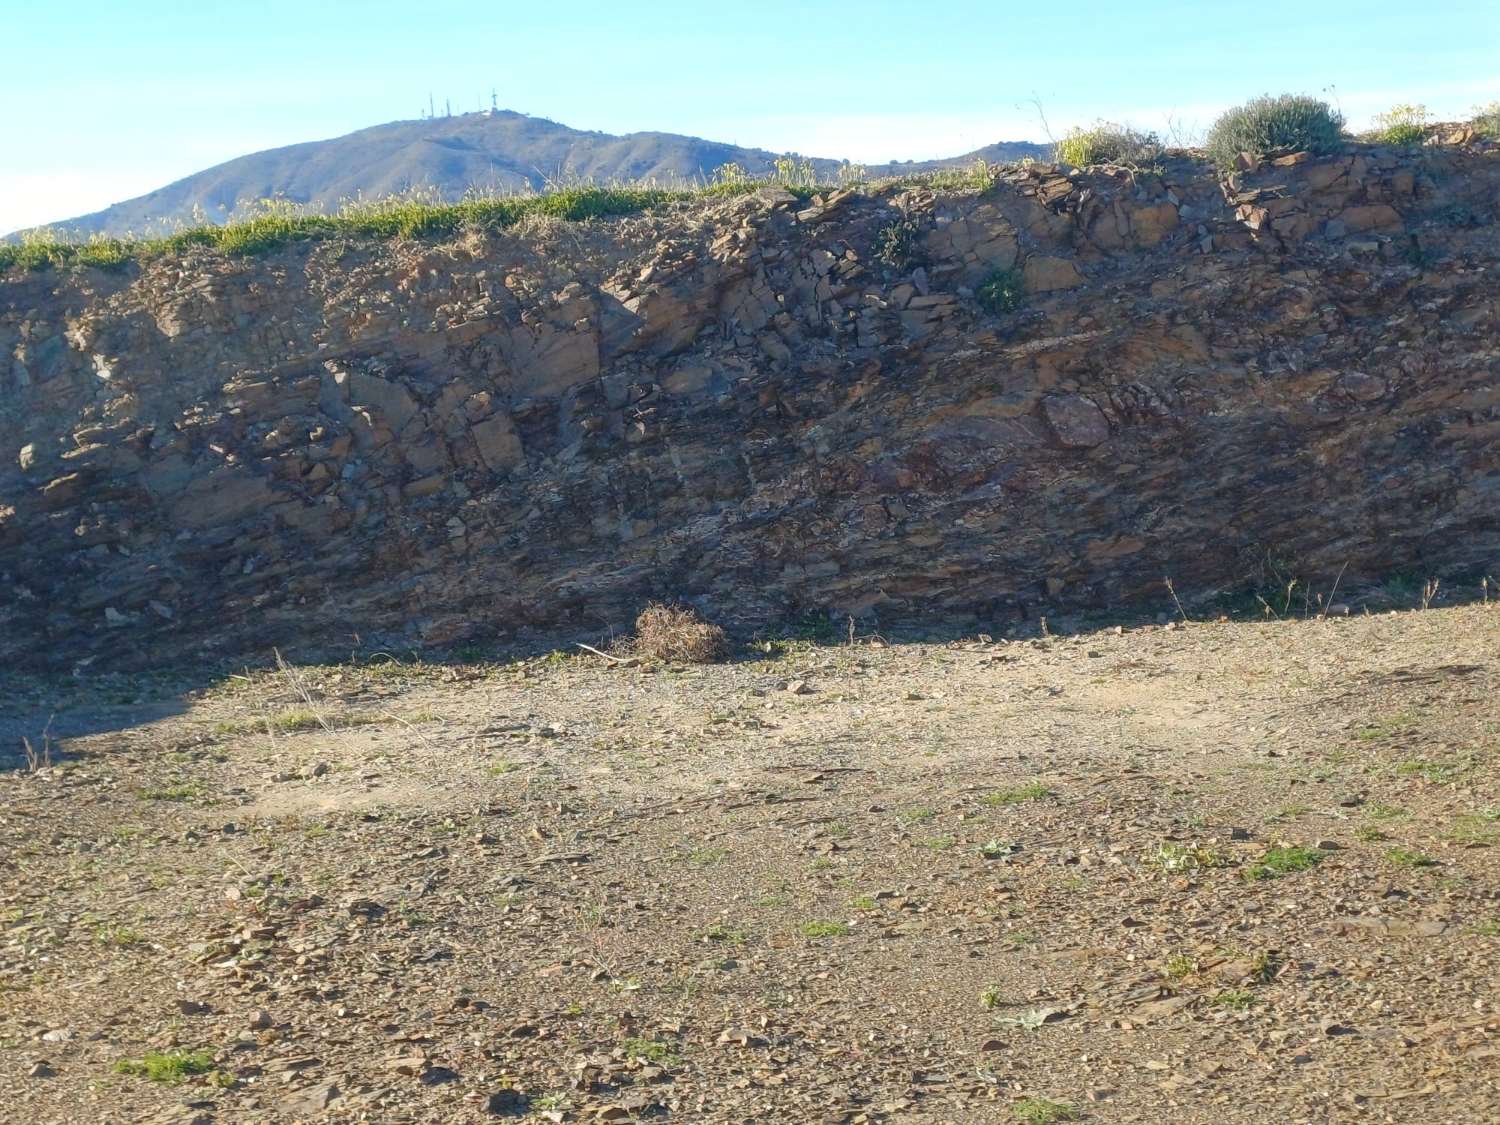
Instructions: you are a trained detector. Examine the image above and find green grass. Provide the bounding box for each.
[92,923,145,947]
[213,708,380,735]
[1395,758,1466,785]
[1448,813,1499,847]
[0,185,686,273]
[113,1048,216,1084]
[1244,845,1323,880]
[798,920,850,938]
[1055,121,1160,167]
[984,781,1052,806]
[700,923,749,944]
[136,783,200,802]
[1,152,1013,277]
[619,1037,679,1065]
[1012,1097,1080,1123]
[1211,988,1262,1011]
[1384,846,1439,869]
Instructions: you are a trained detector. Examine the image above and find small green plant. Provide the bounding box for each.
[92,923,145,947]
[1366,803,1409,821]
[1150,841,1227,874]
[1205,94,1346,168]
[1055,121,1160,167]
[985,781,1052,806]
[1384,846,1438,868]
[980,985,1005,1009]
[799,919,850,938]
[1472,920,1500,937]
[706,161,754,195]
[619,1037,679,1065]
[701,923,748,944]
[847,895,878,911]
[771,155,821,197]
[975,268,1025,315]
[1211,988,1261,1011]
[113,1048,217,1084]
[1012,1096,1080,1123]
[875,215,922,270]
[1163,952,1198,980]
[899,806,937,824]
[1247,949,1283,983]
[978,838,1020,860]
[686,846,730,866]
[920,835,956,851]
[1245,845,1322,880]
[1369,104,1429,145]
[1354,826,1388,843]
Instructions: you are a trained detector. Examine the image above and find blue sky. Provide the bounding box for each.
[4,0,1498,230]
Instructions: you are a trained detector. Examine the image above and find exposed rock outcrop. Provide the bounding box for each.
[3,145,1498,668]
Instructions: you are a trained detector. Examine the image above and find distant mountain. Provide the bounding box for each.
[31,111,1049,239]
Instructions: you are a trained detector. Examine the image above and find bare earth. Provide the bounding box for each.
[2,606,1498,1124]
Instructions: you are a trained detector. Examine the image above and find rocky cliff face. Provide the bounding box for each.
[3,144,1498,669]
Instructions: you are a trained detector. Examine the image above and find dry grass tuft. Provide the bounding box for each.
[625,603,729,664]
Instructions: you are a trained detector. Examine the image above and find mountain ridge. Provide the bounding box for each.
[27,111,1049,239]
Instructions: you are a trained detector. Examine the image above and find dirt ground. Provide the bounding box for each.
[2,605,1498,1124]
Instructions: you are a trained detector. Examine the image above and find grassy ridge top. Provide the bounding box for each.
[0,185,697,274]
[0,156,1011,276]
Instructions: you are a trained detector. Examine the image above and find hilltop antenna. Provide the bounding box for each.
[445,98,451,118]
[491,88,498,111]
[429,92,435,119]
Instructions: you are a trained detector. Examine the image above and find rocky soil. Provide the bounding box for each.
[5,140,1500,669]
[3,604,1498,1123]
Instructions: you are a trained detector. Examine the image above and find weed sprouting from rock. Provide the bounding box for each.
[976,268,1025,315]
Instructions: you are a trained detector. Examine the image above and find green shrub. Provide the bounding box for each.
[1244,844,1323,880]
[1473,102,1500,140]
[1055,122,1161,167]
[1205,94,1346,168]
[975,268,1025,315]
[1368,104,1429,145]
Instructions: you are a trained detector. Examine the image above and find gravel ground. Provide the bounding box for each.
[2,605,1498,1124]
